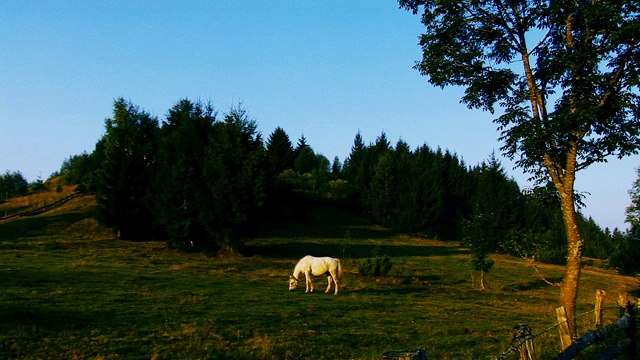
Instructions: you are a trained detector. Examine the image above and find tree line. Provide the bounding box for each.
[42,97,637,275]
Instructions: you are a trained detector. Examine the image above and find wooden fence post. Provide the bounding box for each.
[556,307,572,350]
[618,293,629,316]
[513,323,536,360]
[595,289,607,327]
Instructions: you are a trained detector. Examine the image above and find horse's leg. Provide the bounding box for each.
[305,271,313,293]
[330,270,339,295]
[324,275,333,293]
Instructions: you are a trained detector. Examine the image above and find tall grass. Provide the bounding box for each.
[0,194,637,359]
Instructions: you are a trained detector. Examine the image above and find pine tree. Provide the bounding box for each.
[204,106,266,252]
[331,156,342,178]
[152,99,216,249]
[265,127,295,177]
[94,98,159,240]
[463,155,524,289]
[342,131,367,206]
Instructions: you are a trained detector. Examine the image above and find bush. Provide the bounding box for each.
[358,255,393,277]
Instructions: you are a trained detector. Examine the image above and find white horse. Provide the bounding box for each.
[288,255,342,295]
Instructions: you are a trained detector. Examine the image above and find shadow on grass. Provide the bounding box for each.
[0,306,106,332]
[245,242,467,259]
[351,286,432,296]
[502,278,564,292]
[251,200,466,259]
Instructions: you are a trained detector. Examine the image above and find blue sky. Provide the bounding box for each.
[1,1,638,231]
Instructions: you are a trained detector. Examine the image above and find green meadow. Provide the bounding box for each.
[0,193,636,359]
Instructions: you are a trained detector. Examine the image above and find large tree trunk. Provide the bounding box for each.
[559,193,582,338]
[546,142,583,338]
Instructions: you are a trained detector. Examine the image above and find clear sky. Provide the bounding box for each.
[1,1,638,231]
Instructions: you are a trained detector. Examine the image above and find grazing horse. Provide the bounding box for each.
[288,255,342,295]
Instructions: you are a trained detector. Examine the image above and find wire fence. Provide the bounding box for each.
[495,303,635,360]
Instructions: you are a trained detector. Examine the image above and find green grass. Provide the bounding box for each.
[0,195,637,359]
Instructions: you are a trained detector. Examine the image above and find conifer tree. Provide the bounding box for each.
[94,98,159,240]
[204,106,266,252]
[410,145,445,235]
[153,99,216,249]
[294,146,317,175]
[331,156,342,178]
[265,127,295,177]
[343,131,367,205]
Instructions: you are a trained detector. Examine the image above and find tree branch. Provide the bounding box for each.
[531,257,561,287]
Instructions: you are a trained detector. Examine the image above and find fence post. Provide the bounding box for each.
[556,306,572,350]
[595,289,607,327]
[618,293,629,317]
[513,323,536,360]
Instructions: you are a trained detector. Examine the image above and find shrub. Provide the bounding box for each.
[358,255,393,277]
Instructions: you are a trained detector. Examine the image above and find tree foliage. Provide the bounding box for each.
[607,168,640,275]
[265,127,295,178]
[91,99,266,251]
[94,98,159,240]
[152,99,217,249]
[204,106,266,252]
[463,155,524,289]
[0,171,29,200]
[150,101,266,252]
[342,132,472,238]
[626,168,640,230]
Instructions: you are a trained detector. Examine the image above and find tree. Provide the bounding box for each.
[473,154,525,253]
[265,127,295,177]
[626,167,640,230]
[57,152,96,191]
[342,131,367,206]
[463,155,523,289]
[294,145,317,175]
[331,156,342,177]
[463,211,495,290]
[94,98,159,240]
[0,171,29,200]
[609,168,640,275]
[204,106,266,252]
[152,99,217,249]
[400,0,640,335]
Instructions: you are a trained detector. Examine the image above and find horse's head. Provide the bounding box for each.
[288,276,298,291]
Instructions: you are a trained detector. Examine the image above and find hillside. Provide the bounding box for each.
[0,188,637,359]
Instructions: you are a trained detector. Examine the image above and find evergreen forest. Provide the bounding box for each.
[8,97,639,275]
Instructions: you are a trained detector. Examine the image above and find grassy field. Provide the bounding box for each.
[0,190,637,359]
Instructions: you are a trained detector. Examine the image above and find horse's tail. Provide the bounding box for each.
[335,258,343,279]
